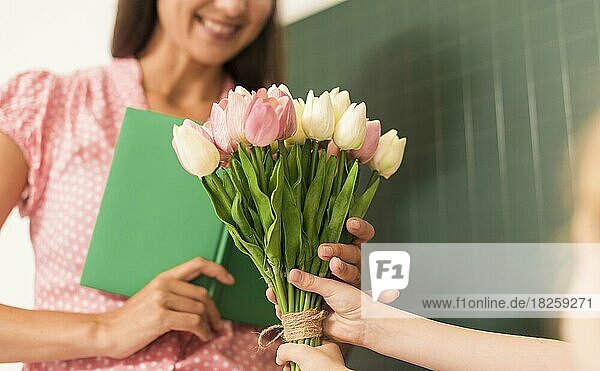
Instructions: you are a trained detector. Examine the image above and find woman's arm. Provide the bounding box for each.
[0,304,109,362]
[0,132,27,226]
[0,133,235,363]
[0,132,109,361]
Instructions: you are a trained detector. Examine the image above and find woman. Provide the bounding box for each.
[0,1,372,370]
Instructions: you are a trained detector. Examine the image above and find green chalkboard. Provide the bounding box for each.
[285,0,600,369]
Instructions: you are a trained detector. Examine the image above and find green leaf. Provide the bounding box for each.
[264,146,274,181]
[301,141,312,193]
[349,172,380,219]
[286,144,299,184]
[220,169,236,200]
[249,208,264,241]
[231,193,259,245]
[268,159,278,195]
[202,178,271,283]
[230,158,252,207]
[292,145,304,209]
[265,161,284,266]
[202,176,234,226]
[205,174,233,221]
[320,161,359,244]
[251,146,267,193]
[238,147,273,233]
[282,176,302,271]
[314,155,338,238]
[302,151,327,249]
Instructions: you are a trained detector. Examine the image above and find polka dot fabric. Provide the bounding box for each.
[0,58,279,371]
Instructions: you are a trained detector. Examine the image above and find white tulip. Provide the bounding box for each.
[234,85,252,98]
[302,90,335,141]
[172,124,220,178]
[368,130,407,179]
[286,98,307,145]
[329,87,351,122]
[333,102,367,150]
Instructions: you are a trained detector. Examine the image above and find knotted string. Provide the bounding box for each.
[257,309,327,349]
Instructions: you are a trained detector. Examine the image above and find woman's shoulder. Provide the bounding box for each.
[1,58,141,103]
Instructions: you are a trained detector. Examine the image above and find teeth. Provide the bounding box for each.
[202,19,236,35]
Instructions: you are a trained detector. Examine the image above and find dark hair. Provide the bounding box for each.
[111,0,283,90]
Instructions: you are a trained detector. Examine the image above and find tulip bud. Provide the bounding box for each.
[349,119,381,163]
[368,130,406,179]
[302,90,335,141]
[209,100,237,155]
[234,85,252,98]
[329,87,351,122]
[244,95,279,147]
[333,102,367,150]
[286,98,307,145]
[326,140,340,158]
[172,121,220,178]
[268,83,292,98]
[226,90,250,144]
[274,95,297,140]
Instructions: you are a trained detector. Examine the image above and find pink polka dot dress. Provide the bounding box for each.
[0,58,279,371]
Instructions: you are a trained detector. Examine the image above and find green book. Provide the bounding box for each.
[81,108,277,328]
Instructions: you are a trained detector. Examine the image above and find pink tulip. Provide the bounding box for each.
[244,92,279,147]
[268,83,293,98]
[226,89,251,144]
[263,87,297,140]
[207,99,237,158]
[349,120,381,163]
[326,140,340,158]
[273,95,297,140]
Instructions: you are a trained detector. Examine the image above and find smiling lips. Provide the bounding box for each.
[194,15,240,41]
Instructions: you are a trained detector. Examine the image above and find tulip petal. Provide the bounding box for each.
[245,100,279,147]
[210,103,236,154]
[349,119,381,163]
[226,90,249,144]
[172,124,220,177]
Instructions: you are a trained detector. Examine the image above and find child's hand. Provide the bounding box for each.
[276,342,350,371]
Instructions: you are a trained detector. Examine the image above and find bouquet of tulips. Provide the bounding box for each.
[172,84,405,364]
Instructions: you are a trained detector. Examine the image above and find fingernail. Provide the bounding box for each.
[227,273,235,282]
[349,218,360,229]
[320,245,333,256]
[289,269,301,282]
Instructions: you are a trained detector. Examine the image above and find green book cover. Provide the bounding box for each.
[81,108,276,328]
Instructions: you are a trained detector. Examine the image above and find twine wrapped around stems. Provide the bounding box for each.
[258,309,327,348]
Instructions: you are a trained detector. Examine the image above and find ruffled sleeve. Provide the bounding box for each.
[0,70,61,216]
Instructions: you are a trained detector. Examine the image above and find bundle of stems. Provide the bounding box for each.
[200,139,380,370]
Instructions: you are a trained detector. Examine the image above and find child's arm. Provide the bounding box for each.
[366,310,573,371]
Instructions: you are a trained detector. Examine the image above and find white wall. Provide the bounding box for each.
[0,1,345,370]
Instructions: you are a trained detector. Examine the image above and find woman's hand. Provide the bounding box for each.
[318,217,375,288]
[276,342,350,371]
[97,257,234,359]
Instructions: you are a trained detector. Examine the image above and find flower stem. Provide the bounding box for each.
[278,140,289,179]
[334,150,346,195]
[252,146,267,192]
[310,140,319,180]
[273,269,288,314]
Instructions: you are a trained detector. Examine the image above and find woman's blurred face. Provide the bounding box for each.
[156,0,273,65]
